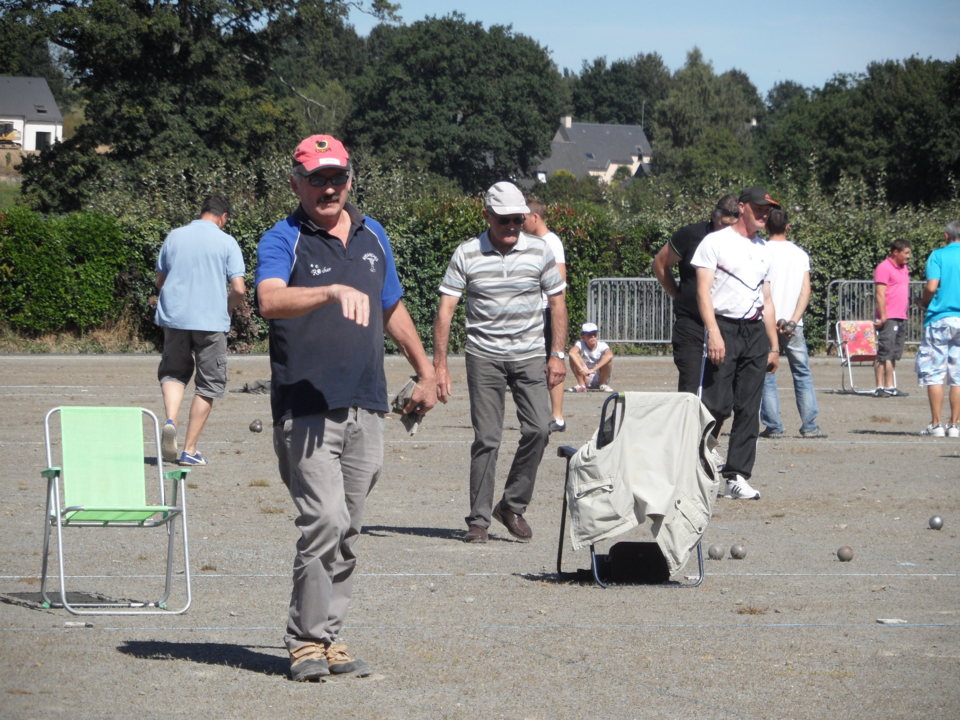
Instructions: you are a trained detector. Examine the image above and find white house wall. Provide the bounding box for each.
[23,121,63,151]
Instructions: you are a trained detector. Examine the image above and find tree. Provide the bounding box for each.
[651,48,763,182]
[346,13,563,191]
[571,53,671,128]
[8,0,395,211]
[758,57,960,205]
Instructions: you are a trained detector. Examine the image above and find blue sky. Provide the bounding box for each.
[349,0,960,96]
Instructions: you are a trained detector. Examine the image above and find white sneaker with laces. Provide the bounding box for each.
[724,474,761,500]
[921,423,946,437]
[947,424,960,438]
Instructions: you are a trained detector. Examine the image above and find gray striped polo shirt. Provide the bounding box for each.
[440,231,566,361]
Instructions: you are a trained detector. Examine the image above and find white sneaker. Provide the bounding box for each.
[161,419,178,462]
[921,424,946,437]
[948,425,960,438]
[724,475,760,500]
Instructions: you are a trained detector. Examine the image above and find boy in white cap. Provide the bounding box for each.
[568,322,614,392]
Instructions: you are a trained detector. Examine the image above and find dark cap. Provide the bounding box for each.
[739,186,780,207]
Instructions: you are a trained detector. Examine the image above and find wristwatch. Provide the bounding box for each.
[549,351,566,360]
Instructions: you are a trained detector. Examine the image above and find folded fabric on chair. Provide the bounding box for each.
[566,392,720,574]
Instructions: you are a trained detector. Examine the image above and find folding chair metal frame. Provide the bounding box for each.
[39,406,192,615]
[835,320,894,395]
[556,393,705,589]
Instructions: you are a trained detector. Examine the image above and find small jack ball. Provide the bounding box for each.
[730,544,746,559]
[929,515,944,530]
[837,546,854,562]
[707,544,724,560]
[249,419,263,433]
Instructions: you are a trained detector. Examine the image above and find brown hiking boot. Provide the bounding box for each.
[325,642,371,676]
[289,642,329,682]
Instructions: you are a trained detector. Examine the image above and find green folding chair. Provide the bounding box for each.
[40,406,192,614]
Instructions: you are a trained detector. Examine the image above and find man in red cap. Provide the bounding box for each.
[256,134,437,681]
[691,186,781,501]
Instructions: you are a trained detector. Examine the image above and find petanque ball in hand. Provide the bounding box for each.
[249,419,263,433]
[837,546,854,562]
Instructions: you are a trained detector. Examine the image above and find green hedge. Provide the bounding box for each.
[3,172,958,354]
[0,207,133,332]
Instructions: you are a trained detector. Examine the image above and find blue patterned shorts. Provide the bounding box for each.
[915,317,960,386]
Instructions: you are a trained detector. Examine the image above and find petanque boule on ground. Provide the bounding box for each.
[730,543,746,559]
[837,546,854,561]
[707,544,724,560]
[249,418,263,433]
[929,515,944,530]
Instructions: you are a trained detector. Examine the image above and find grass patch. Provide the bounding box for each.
[0,179,22,208]
[248,479,270,487]
[735,605,768,615]
[0,313,155,354]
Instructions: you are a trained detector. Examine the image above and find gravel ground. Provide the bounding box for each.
[1,353,958,720]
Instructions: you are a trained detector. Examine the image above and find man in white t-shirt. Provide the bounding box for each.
[759,208,825,439]
[568,322,614,391]
[692,186,780,501]
[524,196,568,431]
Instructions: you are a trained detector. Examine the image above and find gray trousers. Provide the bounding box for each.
[465,354,551,528]
[273,408,383,650]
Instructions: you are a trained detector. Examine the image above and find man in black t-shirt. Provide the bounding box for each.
[653,194,740,393]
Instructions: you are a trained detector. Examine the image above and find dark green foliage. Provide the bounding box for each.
[652,49,764,181]
[0,207,132,332]
[346,13,563,192]
[11,0,387,211]
[759,57,960,206]
[571,54,670,128]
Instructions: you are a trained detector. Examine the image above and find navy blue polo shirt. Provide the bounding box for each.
[255,203,403,424]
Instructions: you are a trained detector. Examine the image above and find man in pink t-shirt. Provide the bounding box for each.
[873,239,912,397]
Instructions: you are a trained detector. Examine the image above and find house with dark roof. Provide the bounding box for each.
[0,76,64,151]
[535,116,652,183]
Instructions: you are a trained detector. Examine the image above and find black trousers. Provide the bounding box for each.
[700,316,769,480]
[672,314,706,394]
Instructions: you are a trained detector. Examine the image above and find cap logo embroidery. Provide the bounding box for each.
[316,140,331,152]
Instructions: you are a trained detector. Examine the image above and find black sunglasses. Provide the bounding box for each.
[494,215,525,226]
[303,172,350,188]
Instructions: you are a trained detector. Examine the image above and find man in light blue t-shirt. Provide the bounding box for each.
[916,220,960,437]
[155,194,246,465]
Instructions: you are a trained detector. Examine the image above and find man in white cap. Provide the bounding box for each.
[256,134,437,681]
[433,181,568,544]
[568,322,614,391]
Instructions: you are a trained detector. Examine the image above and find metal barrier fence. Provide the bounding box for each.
[824,279,924,348]
[586,277,925,347]
[586,278,673,344]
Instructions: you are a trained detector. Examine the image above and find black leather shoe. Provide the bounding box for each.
[492,503,532,541]
[464,524,488,543]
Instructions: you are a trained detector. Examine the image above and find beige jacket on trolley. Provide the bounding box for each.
[566,392,720,575]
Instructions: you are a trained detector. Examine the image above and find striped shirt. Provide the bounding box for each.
[440,231,566,360]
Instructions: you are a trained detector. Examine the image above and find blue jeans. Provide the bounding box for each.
[760,325,820,434]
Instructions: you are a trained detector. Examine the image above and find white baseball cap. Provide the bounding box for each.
[581,322,599,334]
[484,182,529,215]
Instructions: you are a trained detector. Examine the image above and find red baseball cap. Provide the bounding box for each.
[293,134,351,174]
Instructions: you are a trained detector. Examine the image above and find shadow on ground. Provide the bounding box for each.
[362,525,463,540]
[118,640,288,677]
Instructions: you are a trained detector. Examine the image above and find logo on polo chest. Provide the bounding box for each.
[362,253,379,272]
[309,263,331,276]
